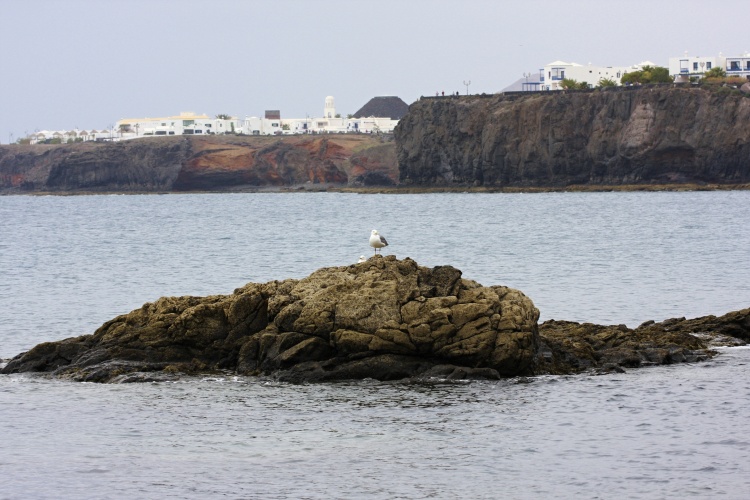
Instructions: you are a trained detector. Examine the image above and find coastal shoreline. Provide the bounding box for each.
[4,182,750,196]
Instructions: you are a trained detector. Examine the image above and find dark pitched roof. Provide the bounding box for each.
[352,96,409,120]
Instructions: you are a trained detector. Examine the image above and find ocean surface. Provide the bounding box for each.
[1,191,749,499]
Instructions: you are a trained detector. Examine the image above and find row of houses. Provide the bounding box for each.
[26,96,408,144]
[518,52,750,91]
[28,128,119,144]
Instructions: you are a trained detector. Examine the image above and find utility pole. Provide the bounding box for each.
[463,80,471,95]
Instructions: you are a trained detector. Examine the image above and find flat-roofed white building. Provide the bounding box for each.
[669,52,750,81]
[539,60,654,90]
[669,54,724,82]
[237,96,402,136]
[726,53,750,78]
[116,112,241,139]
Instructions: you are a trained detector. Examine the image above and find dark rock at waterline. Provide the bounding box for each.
[2,257,747,383]
[536,308,750,374]
[0,257,540,382]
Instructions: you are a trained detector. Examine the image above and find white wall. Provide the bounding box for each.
[668,55,724,81]
[541,61,646,90]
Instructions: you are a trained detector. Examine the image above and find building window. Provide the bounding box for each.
[550,68,565,80]
[706,62,712,70]
[693,62,698,71]
[730,61,740,71]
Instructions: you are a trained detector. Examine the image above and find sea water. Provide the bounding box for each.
[1,191,749,499]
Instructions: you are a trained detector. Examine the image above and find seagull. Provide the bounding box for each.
[369,229,388,255]
[358,255,366,263]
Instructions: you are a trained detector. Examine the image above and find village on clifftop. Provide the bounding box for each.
[20,51,750,145]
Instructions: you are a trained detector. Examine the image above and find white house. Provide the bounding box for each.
[669,53,725,82]
[237,96,401,136]
[115,112,241,139]
[28,127,118,144]
[537,60,655,90]
[669,52,750,81]
[726,53,750,78]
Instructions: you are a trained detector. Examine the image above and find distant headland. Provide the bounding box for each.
[2,86,750,194]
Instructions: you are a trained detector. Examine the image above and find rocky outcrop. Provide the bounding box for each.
[0,257,540,382]
[396,86,750,187]
[0,134,397,193]
[537,308,750,374]
[2,257,747,383]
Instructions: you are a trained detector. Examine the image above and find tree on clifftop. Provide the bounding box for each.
[621,65,672,85]
[561,78,590,90]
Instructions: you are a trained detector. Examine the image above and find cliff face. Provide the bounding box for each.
[0,134,397,193]
[395,87,750,186]
[5,87,749,193]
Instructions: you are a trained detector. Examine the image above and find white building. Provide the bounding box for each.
[25,96,404,144]
[669,52,750,82]
[115,112,241,139]
[29,128,117,144]
[238,96,401,136]
[537,60,655,90]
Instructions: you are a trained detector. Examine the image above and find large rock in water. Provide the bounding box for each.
[1,257,540,382]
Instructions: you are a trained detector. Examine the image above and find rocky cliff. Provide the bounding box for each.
[4,86,749,193]
[0,134,397,193]
[395,86,750,187]
[2,257,748,383]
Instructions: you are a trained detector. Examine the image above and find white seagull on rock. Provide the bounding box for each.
[369,229,388,255]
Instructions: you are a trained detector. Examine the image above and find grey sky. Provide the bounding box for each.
[1,0,744,143]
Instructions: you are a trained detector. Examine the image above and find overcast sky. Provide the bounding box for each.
[1,0,745,143]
